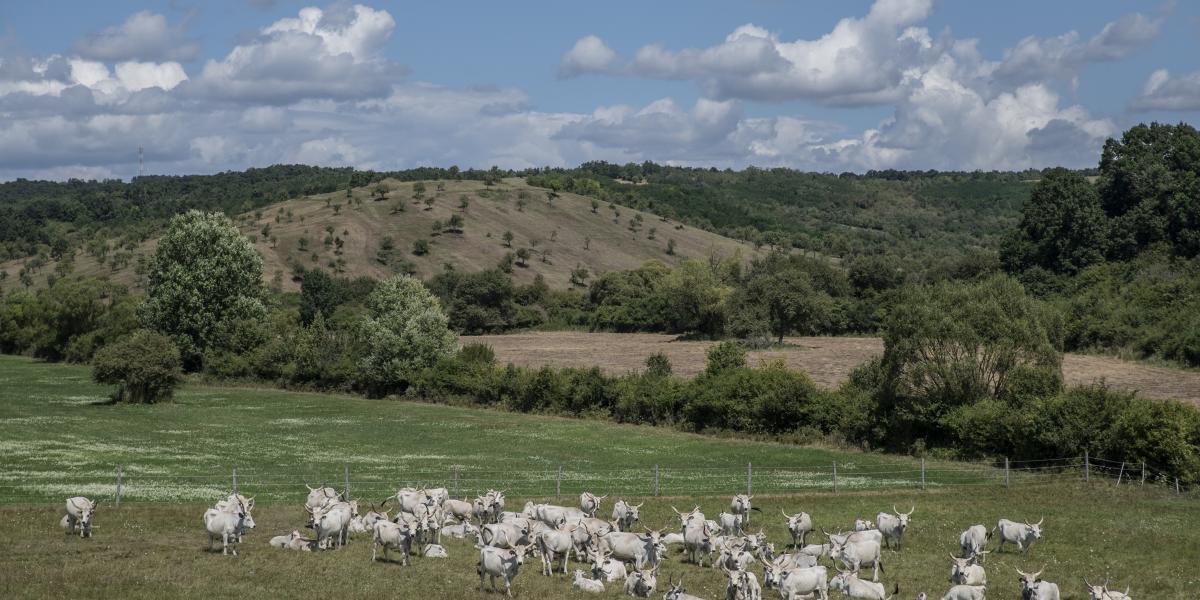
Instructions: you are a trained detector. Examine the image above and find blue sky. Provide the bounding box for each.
[1,0,1198,180]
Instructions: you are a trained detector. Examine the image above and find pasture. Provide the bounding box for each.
[1,355,1197,599]
[465,332,1200,405]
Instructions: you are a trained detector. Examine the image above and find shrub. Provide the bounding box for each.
[91,330,183,403]
[704,341,746,376]
[645,353,672,377]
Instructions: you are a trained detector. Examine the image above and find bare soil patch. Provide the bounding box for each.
[463,332,1200,406]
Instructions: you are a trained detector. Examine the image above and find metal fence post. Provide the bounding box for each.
[832,462,838,494]
[343,463,350,500]
[453,465,460,496]
[654,464,659,497]
[1115,462,1125,487]
[1140,462,1146,486]
[1084,451,1090,483]
[232,466,238,495]
[556,466,562,499]
[114,465,123,509]
[920,458,926,490]
[1176,477,1181,494]
[747,462,753,497]
[1004,458,1010,488]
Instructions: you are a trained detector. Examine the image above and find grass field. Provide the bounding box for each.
[465,332,1200,405]
[1,355,1197,599]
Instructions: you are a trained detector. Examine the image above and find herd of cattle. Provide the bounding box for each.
[58,489,1137,599]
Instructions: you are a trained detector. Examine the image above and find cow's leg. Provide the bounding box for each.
[562,550,570,575]
[372,540,378,561]
[504,576,513,597]
[207,532,213,552]
[479,569,486,593]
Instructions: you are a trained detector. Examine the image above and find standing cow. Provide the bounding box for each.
[1016,566,1060,600]
[782,510,814,548]
[993,517,1043,554]
[62,496,98,538]
[579,492,606,518]
[875,506,914,550]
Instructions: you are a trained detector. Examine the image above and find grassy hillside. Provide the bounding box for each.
[2,178,761,292]
[1,355,1196,599]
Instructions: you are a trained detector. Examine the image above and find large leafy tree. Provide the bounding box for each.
[1000,168,1108,275]
[730,254,835,343]
[357,275,457,393]
[140,210,265,369]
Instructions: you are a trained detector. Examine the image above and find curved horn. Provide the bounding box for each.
[671,506,683,516]
[782,508,792,518]
[893,504,899,514]
[1014,566,1028,578]
[634,502,644,508]
[1083,577,1093,588]
[1033,564,1046,580]
[907,506,915,516]
[1037,516,1044,526]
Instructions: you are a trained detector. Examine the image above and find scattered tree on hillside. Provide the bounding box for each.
[460,197,470,212]
[517,198,528,211]
[502,231,514,248]
[498,252,515,274]
[666,239,676,255]
[412,239,431,256]
[570,264,590,287]
[1000,169,1107,276]
[372,183,391,200]
[515,247,531,267]
[424,196,435,210]
[591,199,600,213]
[447,214,465,233]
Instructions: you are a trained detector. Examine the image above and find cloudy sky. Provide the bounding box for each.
[1,0,1198,180]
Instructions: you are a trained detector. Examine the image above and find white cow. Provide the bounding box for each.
[269,530,301,548]
[580,492,607,518]
[572,569,605,593]
[310,502,352,550]
[782,510,813,548]
[623,566,659,598]
[599,528,664,570]
[763,560,829,600]
[612,499,643,532]
[993,518,1043,554]
[481,521,532,549]
[444,498,475,522]
[723,566,762,600]
[304,484,340,510]
[63,496,97,538]
[948,554,986,586]
[938,585,985,600]
[719,512,745,536]
[441,520,480,540]
[477,543,531,597]
[854,519,876,532]
[424,543,449,558]
[371,520,412,564]
[1016,566,1060,600]
[830,536,884,582]
[536,524,577,576]
[959,525,989,560]
[875,506,914,550]
[204,499,255,556]
[730,494,756,525]
[588,548,629,583]
[830,570,896,600]
[717,541,757,571]
[1084,577,1131,600]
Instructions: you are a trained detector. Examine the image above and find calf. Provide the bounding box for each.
[441,520,480,540]
[1016,566,1060,600]
[612,499,643,532]
[579,492,607,518]
[782,510,814,548]
[571,569,605,593]
[830,570,896,600]
[269,530,301,548]
[204,499,255,556]
[423,543,448,558]
[959,525,989,560]
[623,566,658,598]
[477,543,531,597]
[948,554,986,586]
[993,518,1043,554]
[718,511,744,536]
[938,585,985,600]
[371,520,412,564]
[63,496,97,538]
[854,519,876,532]
[875,506,914,550]
[717,541,757,571]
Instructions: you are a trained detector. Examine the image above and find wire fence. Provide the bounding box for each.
[0,452,1190,506]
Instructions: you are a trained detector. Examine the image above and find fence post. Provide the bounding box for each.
[654,464,659,497]
[1084,451,1090,483]
[232,466,238,495]
[453,465,460,496]
[343,463,350,500]
[920,458,926,490]
[555,466,561,499]
[747,462,753,497]
[114,465,123,509]
[1004,458,1010,488]
[832,462,838,494]
[1176,477,1181,494]
[1115,462,1125,487]
[1140,462,1146,486]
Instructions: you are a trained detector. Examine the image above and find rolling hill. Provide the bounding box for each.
[1,177,762,292]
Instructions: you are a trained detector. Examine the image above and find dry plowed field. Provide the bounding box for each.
[464,332,1200,406]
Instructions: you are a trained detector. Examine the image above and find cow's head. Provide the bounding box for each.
[641,526,664,546]
[629,502,643,522]
[893,505,915,530]
[1083,576,1107,600]
[1025,517,1044,540]
[639,566,658,593]
[511,544,531,565]
[238,499,256,530]
[949,554,971,583]
[673,505,702,528]
[854,518,874,531]
[662,575,686,600]
[732,494,752,512]
[76,498,97,530]
[1015,565,1045,592]
[761,561,782,589]
[830,568,859,592]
